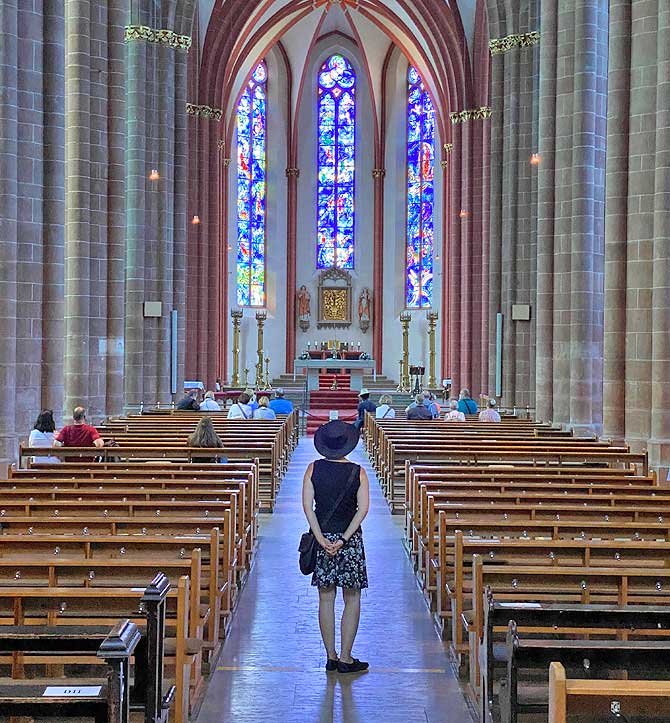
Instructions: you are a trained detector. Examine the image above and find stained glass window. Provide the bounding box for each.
[406,66,435,308]
[236,61,267,307]
[317,54,356,269]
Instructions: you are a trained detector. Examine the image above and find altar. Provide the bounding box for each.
[293,358,377,391]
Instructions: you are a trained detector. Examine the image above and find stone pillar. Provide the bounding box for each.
[0,1,18,460]
[63,0,92,417]
[124,26,148,408]
[535,0,558,423]
[42,0,66,418]
[649,2,670,469]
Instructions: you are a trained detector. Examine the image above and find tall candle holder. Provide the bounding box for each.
[426,311,439,388]
[255,310,267,387]
[264,357,272,389]
[231,309,243,387]
[398,312,412,392]
[243,368,249,388]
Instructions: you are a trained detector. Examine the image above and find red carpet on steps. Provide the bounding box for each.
[306,374,359,435]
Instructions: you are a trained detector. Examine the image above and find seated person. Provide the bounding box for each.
[227,392,253,419]
[269,388,294,415]
[245,389,259,413]
[407,395,433,420]
[55,406,104,461]
[177,389,199,410]
[444,398,466,422]
[375,394,396,419]
[353,388,376,430]
[28,410,60,464]
[199,390,221,412]
[188,417,225,463]
[479,397,501,422]
[253,396,277,420]
[457,388,478,415]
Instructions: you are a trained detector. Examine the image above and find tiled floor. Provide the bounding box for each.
[196,438,474,723]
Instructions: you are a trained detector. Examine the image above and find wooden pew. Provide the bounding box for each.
[549,661,670,723]
[0,618,140,723]
[0,576,193,722]
[482,596,670,723]
[504,621,670,723]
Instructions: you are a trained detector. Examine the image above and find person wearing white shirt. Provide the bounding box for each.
[227,392,253,419]
[28,410,60,464]
[444,399,466,422]
[199,391,221,412]
[375,394,396,419]
[478,398,501,422]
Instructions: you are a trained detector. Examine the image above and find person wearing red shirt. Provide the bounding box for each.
[55,406,104,458]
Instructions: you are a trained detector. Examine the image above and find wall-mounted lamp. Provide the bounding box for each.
[458,209,469,219]
[191,215,201,225]
[149,169,160,181]
[530,153,541,166]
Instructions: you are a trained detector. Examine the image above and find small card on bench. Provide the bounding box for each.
[43,686,102,697]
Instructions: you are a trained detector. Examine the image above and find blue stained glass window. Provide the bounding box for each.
[317,54,356,269]
[406,66,435,308]
[236,61,268,307]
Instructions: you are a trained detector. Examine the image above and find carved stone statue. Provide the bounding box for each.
[358,287,371,333]
[297,285,311,331]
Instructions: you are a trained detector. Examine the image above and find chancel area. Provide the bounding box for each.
[1,0,670,721]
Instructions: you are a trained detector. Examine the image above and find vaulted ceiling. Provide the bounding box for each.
[198,0,482,148]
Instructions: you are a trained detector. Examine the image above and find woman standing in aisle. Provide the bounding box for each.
[302,421,370,674]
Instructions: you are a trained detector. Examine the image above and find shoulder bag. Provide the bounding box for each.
[299,464,358,575]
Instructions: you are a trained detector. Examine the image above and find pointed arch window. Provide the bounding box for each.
[406,66,435,308]
[317,54,356,269]
[236,61,267,307]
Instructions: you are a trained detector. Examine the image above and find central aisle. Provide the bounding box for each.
[196,438,474,723]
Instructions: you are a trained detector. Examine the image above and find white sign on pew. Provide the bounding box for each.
[43,686,102,697]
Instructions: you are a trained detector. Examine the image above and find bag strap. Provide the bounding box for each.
[318,464,358,530]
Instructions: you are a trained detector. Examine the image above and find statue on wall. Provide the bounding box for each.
[358,287,371,333]
[297,285,311,332]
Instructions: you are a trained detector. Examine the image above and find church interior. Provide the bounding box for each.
[0,0,669,721]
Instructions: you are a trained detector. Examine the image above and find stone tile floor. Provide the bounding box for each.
[196,438,474,723]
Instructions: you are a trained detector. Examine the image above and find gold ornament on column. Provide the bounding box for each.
[397,312,412,392]
[254,310,267,387]
[230,309,243,387]
[426,310,439,389]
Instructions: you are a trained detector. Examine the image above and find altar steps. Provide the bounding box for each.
[306,375,359,435]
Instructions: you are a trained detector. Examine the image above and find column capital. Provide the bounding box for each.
[124,25,192,51]
[186,103,222,121]
[489,31,540,55]
[286,167,300,178]
[372,168,386,179]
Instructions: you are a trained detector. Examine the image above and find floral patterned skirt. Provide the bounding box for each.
[311,530,368,590]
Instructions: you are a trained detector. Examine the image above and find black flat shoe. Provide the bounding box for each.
[337,658,369,674]
[325,658,339,672]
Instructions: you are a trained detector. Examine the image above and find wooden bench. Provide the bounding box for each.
[0,618,140,723]
[549,661,670,723]
[0,576,193,722]
[505,621,670,723]
[482,596,670,723]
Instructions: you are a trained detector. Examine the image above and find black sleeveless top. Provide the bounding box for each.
[311,459,361,534]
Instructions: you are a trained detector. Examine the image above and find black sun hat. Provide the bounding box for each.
[313,420,359,460]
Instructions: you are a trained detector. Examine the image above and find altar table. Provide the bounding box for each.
[293,358,377,391]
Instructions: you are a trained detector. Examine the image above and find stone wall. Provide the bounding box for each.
[0,0,194,461]
[604,0,670,469]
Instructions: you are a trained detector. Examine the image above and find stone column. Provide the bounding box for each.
[649,2,670,469]
[124,25,148,408]
[42,0,66,418]
[536,0,557,423]
[603,0,630,441]
[0,1,18,460]
[63,0,91,417]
